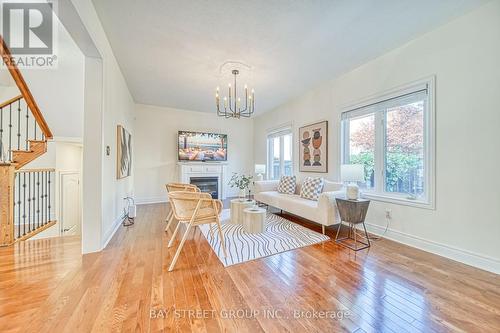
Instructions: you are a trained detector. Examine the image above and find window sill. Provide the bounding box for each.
[361,192,435,210]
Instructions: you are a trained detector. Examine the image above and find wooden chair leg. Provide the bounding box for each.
[322,225,325,235]
[166,209,172,222]
[168,223,192,271]
[167,221,181,248]
[209,225,214,239]
[215,218,227,258]
[165,213,175,232]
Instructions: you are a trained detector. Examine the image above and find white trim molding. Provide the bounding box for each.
[101,213,125,250]
[365,222,500,275]
[340,76,436,210]
[58,170,82,235]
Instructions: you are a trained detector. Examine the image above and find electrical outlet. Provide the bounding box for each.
[385,209,392,219]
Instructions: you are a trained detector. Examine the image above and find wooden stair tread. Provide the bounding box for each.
[11,149,35,153]
[11,141,47,169]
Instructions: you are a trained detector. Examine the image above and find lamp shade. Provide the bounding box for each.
[341,164,365,182]
[255,164,266,174]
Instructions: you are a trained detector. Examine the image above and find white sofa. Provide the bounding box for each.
[253,179,344,234]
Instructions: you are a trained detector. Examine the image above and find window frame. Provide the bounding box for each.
[266,125,293,180]
[340,77,435,209]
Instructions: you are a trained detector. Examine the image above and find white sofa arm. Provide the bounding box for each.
[318,190,345,225]
[253,180,279,194]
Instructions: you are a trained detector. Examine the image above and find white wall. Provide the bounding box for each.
[21,16,85,140]
[0,69,17,102]
[134,104,254,204]
[253,1,500,273]
[70,0,135,252]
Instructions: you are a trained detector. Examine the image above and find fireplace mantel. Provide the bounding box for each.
[177,162,227,199]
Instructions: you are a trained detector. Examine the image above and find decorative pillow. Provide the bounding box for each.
[300,177,324,201]
[277,175,297,194]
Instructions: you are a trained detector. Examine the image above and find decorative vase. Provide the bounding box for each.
[239,188,247,200]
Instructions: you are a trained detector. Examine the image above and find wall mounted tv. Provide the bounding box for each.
[178,131,227,161]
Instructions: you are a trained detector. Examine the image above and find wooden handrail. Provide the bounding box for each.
[0,95,22,109]
[0,34,53,139]
[15,168,56,173]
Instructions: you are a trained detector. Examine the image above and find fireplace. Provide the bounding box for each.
[190,177,218,199]
[178,162,227,199]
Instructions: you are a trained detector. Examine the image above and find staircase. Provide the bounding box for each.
[0,35,55,246]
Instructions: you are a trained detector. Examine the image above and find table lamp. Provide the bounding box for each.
[255,164,266,181]
[341,164,365,200]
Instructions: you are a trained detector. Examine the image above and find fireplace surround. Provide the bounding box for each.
[178,162,227,199]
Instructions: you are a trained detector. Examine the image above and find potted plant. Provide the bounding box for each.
[228,173,253,200]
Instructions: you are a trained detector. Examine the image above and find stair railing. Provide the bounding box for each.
[12,169,55,242]
[0,95,46,163]
[0,34,54,246]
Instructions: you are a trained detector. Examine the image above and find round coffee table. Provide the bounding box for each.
[230,199,255,225]
[242,207,267,234]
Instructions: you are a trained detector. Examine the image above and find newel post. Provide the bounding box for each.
[0,164,15,246]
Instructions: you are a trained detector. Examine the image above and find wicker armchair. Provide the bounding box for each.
[165,183,200,232]
[167,191,226,271]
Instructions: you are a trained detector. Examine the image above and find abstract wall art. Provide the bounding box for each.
[299,121,328,173]
[117,125,132,179]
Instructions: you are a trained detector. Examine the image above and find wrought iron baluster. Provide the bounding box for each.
[9,104,12,161]
[32,171,36,231]
[45,171,49,224]
[17,174,21,239]
[28,172,31,233]
[25,103,29,150]
[41,171,45,225]
[17,100,21,150]
[48,172,51,222]
[37,172,40,228]
[22,172,26,236]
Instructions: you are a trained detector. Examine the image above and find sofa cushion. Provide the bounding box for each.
[277,175,296,194]
[300,177,324,201]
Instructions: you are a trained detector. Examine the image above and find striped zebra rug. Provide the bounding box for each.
[199,209,329,267]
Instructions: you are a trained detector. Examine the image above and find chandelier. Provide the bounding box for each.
[216,69,255,118]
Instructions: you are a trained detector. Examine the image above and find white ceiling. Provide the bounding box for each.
[93,0,487,114]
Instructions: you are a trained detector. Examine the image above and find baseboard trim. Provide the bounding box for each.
[101,214,124,250]
[365,222,500,275]
[135,196,168,205]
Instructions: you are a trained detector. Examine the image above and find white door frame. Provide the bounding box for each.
[58,170,82,235]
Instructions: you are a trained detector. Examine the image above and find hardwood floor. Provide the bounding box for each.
[0,203,499,332]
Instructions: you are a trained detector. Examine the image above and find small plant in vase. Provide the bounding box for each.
[228,173,253,200]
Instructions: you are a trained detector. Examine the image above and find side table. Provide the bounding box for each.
[230,199,255,225]
[334,197,371,251]
[242,207,267,233]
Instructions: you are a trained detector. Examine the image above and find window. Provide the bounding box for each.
[267,127,293,180]
[341,79,434,208]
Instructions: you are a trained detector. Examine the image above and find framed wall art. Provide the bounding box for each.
[117,125,132,179]
[299,121,328,173]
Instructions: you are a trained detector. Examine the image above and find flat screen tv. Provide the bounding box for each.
[178,131,227,161]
